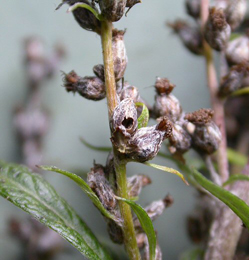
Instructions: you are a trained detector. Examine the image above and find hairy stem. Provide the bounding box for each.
[201,0,229,183]
[101,20,140,260]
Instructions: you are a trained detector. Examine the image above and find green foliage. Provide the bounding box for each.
[117,196,157,260]
[136,102,149,129]
[39,165,120,225]
[192,169,249,230]
[223,174,249,187]
[227,148,247,166]
[0,162,112,260]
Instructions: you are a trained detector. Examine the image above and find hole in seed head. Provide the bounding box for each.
[122,117,134,129]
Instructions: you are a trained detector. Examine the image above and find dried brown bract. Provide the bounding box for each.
[93,64,105,81]
[62,71,106,100]
[99,0,127,22]
[127,175,151,198]
[204,7,231,51]
[154,77,175,95]
[168,20,203,55]
[185,108,214,125]
[56,0,101,34]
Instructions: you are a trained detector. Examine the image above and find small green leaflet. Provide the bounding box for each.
[223,174,249,187]
[39,165,121,225]
[116,196,157,260]
[135,102,149,129]
[80,137,112,152]
[193,169,249,230]
[143,162,189,185]
[0,162,112,260]
[227,148,247,166]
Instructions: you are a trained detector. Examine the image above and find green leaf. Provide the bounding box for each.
[116,196,157,260]
[227,148,247,166]
[38,165,121,225]
[67,3,104,21]
[231,86,249,97]
[143,162,189,185]
[0,162,112,260]
[80,137,112,152]
[192,168,249,230]
[223,174,249,187]
[135,102,149,129]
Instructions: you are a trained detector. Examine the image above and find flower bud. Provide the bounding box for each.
[93,64,105,81]
[56,0,101,34]
[133,194,174,229]
[119,83,140,102]
[87,163,117,211]
[218,63,249,97]
[127,175,151,198]
[153,78,182,122]
[225,0,247,31]
[62,70,106,101]
[168,120,192,155]
[185,0,201,19]
[99,0,127,22]
[107,220,124,244]
[204,7,231,51]
[124,117,173,162]
[185,109,222,154]
[112,29,128,81]
[225,34,249,66]
[168,20,203,55]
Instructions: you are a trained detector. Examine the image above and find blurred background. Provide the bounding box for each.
[0,0,213,259]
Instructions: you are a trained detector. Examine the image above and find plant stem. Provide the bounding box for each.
[101,20,140,260]
[101,20,118,118]
[201,0,229,183]
[114,156,141,260]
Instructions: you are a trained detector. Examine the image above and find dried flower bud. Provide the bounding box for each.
[93,64,105,81]
[185,109,221,154]
[119,83,140,102]
[168,20,203,55]
[87,164,117,211]
[225,0,247,31]
[99,0,127,22]
[204,7,231,51]
[107,220,124,244]
[62,71,106,100]
[126,0,141,11]
[57,0,101,34]
[225,34,249,66]
[153,78,182,122]
[218,63,249,97]
[112,29,128,81]
[124,117,173,162]
[134,194,174,229]
[185,0,201,19]
[127,175,151,198]
[168,120,192,155]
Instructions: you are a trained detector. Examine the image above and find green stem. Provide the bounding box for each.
[114,157,141,260]
[100,20,140,260]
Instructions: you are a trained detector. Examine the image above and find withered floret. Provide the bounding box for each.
[99,0,127,22]
[127,175,151,198]
[155,77,175,95]
[184,108,214,125]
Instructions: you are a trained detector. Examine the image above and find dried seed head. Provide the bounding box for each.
[112,29,128,81]
[134,194,173,229]
[204,7,231,51]
[127,175,152,198]
[225,34,249,66]
[62,71,106,100]
[185,109,221,154]
[153,82,182,122]
[57,0,101,34]
[225,0,247,31]
[99,0,127,22]
[93,64,105,81]
[87,163,117,211]
[184,108,214,126]
[218,63,249,97]
[154,77,175,96]
[185,0,201,19]
[168,20,203,55]
[107,220,124,244]
[168,120,192,155]
[119,83,140,102]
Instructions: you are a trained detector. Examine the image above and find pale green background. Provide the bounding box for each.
[0,1,211,259]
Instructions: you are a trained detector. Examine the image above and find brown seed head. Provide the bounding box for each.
[155,77,175,95]
[209,7,227,30]
[185,109,214,125]
[156,117,173,138]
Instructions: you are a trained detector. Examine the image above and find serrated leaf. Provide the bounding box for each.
[135,102,149,129]
[38,165,120,225]
[0,162,112,260]
[227,148,247,166]
[116,196,156,260]
[223,174,249,187]
[80,137,112,152]
[143,162,189,185]
[192,168,249,230]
